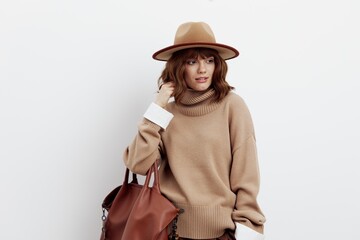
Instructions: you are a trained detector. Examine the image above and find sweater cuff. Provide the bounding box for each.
[235,222,265,240]
[143,102,174,130]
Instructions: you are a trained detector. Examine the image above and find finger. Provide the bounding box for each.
[164,81,175,87]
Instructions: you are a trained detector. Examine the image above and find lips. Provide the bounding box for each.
[195,77,208,83]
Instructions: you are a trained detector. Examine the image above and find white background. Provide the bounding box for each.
[1,0,359,239]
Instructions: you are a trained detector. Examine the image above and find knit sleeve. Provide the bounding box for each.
[123,102,174,174]
[123,116,163,175]
[231,136,266,233]
[228,94,266,234]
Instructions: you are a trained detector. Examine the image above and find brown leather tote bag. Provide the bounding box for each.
[100,161,180,240]
[100,169,141,240]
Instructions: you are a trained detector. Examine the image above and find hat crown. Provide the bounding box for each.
[174,22,216,45]
[152,21,239,61]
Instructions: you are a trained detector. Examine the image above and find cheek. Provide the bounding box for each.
[184,71,189,82]
[184,68,193,83]
[208,67,215,81]
[183,74,190,87]
[210,65,215,75]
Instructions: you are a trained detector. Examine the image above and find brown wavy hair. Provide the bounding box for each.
[158,48,234,103]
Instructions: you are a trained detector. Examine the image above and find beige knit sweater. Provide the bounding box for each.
[124,89,265,239]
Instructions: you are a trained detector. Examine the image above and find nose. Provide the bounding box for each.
[198,60,207,74]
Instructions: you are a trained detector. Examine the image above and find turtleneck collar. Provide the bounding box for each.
[175,88,222,116]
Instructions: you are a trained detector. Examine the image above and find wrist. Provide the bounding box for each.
[154,102,165,108]
[154,99,167,108]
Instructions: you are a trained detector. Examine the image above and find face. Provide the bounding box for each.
[184,55,215,91]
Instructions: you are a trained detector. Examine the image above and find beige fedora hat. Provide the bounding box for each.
[152,22,239,61]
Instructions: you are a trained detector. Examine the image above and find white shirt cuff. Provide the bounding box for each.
[143,102,174,129]
[235,222,265,240]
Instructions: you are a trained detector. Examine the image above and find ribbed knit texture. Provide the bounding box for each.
[124,89,266,239]
[176,89,221,116]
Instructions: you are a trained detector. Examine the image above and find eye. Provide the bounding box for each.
[206,57,215,63]
[186,59,197,65]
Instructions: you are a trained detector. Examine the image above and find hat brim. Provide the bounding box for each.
[152,42,239,61]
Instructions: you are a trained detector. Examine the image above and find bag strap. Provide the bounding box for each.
[144,161,160,192]
[124,168,138,184]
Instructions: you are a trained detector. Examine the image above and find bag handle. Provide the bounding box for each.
[144,161,160,192]
[124,168,138,185]
[102,169,138,210]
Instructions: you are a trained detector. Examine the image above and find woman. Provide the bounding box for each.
[123,22,266,240]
